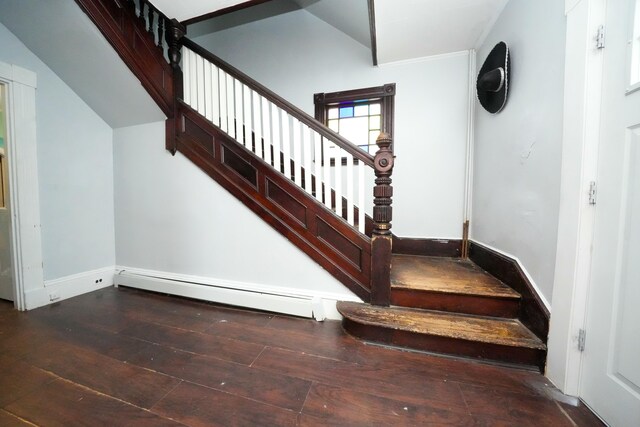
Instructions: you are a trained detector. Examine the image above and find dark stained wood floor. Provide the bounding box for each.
[0,287,603,426]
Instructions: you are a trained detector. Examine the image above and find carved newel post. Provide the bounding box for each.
[371,132,394,306]
[165,19,186,155]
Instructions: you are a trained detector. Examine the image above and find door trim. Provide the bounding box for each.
[546,0,606,396]
[0,61,44,311]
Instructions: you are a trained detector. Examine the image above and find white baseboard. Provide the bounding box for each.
[115,266,361,320]
[25,266,115,310]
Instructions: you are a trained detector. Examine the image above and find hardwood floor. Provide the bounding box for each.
[0,287,602,426]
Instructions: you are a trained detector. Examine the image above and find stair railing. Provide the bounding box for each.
[76,0,395,305]
[179,38,378,234]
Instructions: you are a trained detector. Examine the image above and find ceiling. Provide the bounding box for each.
[151,0,250,22]
[178,0,509,64]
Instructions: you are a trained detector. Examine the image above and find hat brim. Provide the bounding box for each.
[477,42,510,114]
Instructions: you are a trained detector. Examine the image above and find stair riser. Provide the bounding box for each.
[343,319,545,371]
[391,289,520,318]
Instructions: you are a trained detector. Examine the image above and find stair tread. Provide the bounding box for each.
[337,302,546,350]
[391,255,520,299]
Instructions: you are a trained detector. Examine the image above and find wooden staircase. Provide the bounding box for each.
[74,0,548,371]
[338,255,547,370]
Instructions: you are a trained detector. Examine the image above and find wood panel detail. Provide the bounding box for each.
[175,102,372,301]
[317,218,362,270]
[222,146,257,188]
[183,116,214,156]
[392,236,462,257]
[266,179,307,227]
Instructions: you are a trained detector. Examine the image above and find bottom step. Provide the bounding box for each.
[337,302,546,370]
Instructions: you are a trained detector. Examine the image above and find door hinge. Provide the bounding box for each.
[596,25,605,49]
[578,329,586,352]
[588,181,597,205]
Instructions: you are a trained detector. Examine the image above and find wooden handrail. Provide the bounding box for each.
[180,38,375,168]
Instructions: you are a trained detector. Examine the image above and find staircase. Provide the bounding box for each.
[338,255,546,370]
[74,0,548,370]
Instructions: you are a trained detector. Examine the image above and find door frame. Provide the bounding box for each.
[0,61,44,311]
[546,0,607,396]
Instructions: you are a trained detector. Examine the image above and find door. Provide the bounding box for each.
[0,83,13,301]
[580,0,640,425]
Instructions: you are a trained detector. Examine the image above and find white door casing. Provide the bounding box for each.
[0,61,44,311]
[0,83,12,301]
[580,0,640,425]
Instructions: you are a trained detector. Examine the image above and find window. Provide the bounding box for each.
[314,84,395,163]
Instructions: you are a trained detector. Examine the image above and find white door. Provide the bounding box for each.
[0,83,13,301]
[580,0,640,425]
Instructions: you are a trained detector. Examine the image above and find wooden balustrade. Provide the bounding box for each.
[180,43,374,235]
[75,0,395,305]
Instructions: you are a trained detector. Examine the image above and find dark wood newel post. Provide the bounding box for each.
[165,18,186,155]
[370,132,394,306]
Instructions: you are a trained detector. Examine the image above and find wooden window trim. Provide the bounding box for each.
[314,83,395,166]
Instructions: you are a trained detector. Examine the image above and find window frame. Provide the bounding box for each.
[314,83,395,165]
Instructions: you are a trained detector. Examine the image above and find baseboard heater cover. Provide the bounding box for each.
[115,270,351,320]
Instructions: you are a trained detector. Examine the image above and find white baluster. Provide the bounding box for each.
[182,48,190,105]
[252,91,262,157]
[262,98,272,165]
[219,70,227,133]
[313,131,322,203]
[346,152,354,227]
[292,118,302,187]
[189,51,197,108]
[243,86,252,148]
[303,126,312,195]
[358,159,365,234]
[226,74,235,138]
[203,62,212,122]
[281,112,291,180]
[323,137,331,210]
[272,107,281,173]
[211,65,220,127]
[335,147,343,219]
[235,80,244,145]
[196,55,205,115]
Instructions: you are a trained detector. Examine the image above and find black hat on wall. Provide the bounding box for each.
[477,41,510,114]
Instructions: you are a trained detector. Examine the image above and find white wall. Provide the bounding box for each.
[471,0,566,303]
[113,121,356,299]
[193,9,470,239]
[0,23,115,281]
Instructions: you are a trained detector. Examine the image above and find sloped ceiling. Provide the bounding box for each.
[374,0,509,63]
[182,0,509,64]
[152,0,251,22]
[0,0,165,128]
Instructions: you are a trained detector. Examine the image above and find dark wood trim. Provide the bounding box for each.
[181,0,274,26]
[74,0,174,116]
[367,0,378,66]
[342,318,546,371]
[468,241,550,342]
[392,236,462,257]
[181,38,375,167]
[390,289,520,318]
[176,101,373,302]
[314,83,395,155]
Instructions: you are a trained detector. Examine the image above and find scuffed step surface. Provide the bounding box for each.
[337,302,545,350]
[391,255,520,299]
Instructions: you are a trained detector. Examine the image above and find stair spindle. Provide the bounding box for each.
[147,5,154,34]
[157,16,164,50]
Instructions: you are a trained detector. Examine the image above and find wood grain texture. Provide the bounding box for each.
[391,255,520,317]
[469,241,550,342]
[0,287,602,426]
[392,236,462,257]
[338,302,544,349]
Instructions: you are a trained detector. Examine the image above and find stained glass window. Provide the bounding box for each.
[314,84,395,165]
